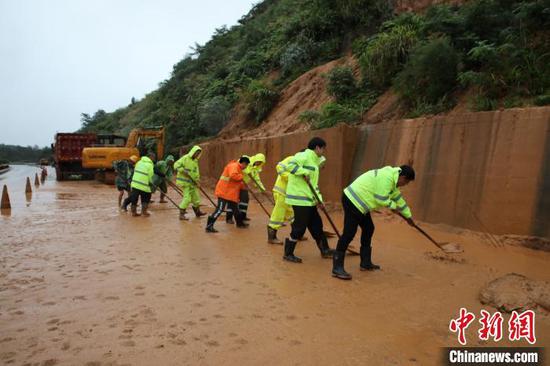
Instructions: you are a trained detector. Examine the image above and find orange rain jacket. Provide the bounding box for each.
[214,160,245,203]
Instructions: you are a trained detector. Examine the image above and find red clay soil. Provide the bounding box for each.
[1,165,549,365]
[217,58,356,141]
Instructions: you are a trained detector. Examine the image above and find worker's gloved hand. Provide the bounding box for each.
[316,202,325,210]
[304,175,311,183]
[405,218,415,226]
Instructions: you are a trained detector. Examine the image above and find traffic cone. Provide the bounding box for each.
[1,185,10,209]
[34,173,40,186]
[25,177,32,193]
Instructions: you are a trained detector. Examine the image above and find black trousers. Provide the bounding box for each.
[289,205,324,242]
[123,188,152,208]
[226,189,249,219]
[158,181,168,195]
[336,193,374,252]
[212,198,244,225]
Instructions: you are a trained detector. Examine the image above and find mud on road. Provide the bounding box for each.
[1,166,549,365]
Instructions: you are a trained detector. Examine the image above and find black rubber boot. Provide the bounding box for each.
[267,226,283,244]
[179,209,189,221]
[316,236,335,258]
[205,216,218,233]
[131,204,141,217]
[141,203,150,217]
[360,246,381,271]
[192,206,206,218]
[332,250,352,280]
[235,212,249,228]
[283,239,302,263]
[226,211,234,224]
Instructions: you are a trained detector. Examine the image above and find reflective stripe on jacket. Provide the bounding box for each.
[131,156,154,193]
[272,155,294,196]
[344,166,412,218]
[285,149,323,207]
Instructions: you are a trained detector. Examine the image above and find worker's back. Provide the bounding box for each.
[215,160,243,203]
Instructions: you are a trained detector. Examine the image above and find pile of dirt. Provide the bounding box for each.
[425,251,466,264]
[479,273,550,313]
[499,235,550,252]
[217,58,355,141]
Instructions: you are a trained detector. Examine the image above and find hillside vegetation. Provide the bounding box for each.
[80,0,550,152]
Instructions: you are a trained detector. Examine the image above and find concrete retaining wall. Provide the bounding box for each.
[192,107,550,238]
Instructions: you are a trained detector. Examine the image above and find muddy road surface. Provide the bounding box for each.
[1,165,548,365]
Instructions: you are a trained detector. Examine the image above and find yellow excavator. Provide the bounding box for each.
[82,127,165,183]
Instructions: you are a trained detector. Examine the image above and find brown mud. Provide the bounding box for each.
[1,166,549,365]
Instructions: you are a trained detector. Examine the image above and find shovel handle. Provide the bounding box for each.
[245,173,275,206]
[303,179,341,239]
[303,179,359,255]
[172,173,217,208]
[159,181,181,209]
[243,181,271,217]
[411,223,446,251]
[166,180,183,197]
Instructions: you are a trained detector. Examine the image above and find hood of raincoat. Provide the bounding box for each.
[249,153,266,170]
[186,145,202,160]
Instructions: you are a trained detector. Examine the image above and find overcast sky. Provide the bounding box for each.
[0,0,254,147]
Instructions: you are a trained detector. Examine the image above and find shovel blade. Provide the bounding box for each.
[440,242,463,254]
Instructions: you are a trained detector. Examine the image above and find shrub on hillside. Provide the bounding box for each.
[326,66,357,101]
[358,20,421,89]
[298,109,321,125]
[243,80,279,124]
[299,102,361,129]
[534,94,550,106]
[280,43,307,76]
[198,96,232,135]
[459,40,550,107]
[394,37,459,107]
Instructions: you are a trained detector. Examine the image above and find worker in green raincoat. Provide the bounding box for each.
[153,155,175,204]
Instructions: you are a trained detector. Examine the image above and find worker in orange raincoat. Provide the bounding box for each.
[206,156,251,233]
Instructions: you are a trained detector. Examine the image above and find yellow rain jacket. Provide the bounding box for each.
[243,153,266,192]
[174,145,202,187]
[344,166,412,218]
[272,155,294,196]
[131,156,155,193]
[285,149,323,207]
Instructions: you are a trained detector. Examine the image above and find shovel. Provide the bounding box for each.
[243,181,271,217]
[411,223,463,254]
[167,178,217,208]
[304,179,359,256]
